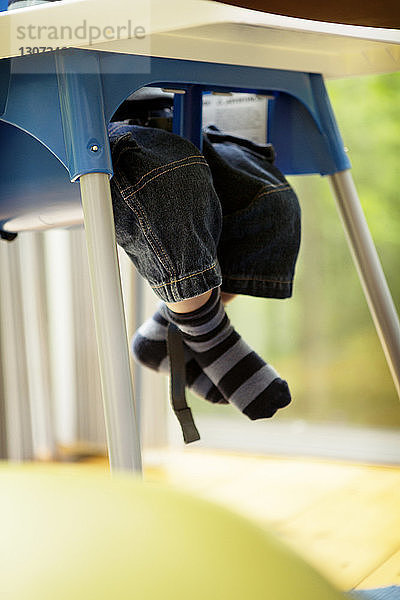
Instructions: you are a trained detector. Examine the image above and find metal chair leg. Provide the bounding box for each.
[329,169,400,399]
[0,240,33,460]
[18,232,56,460]
[44,229,77,449]
[79,172,142,473]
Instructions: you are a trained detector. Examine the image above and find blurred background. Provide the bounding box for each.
[0,72,399,463]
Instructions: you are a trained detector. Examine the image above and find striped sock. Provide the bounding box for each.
[131,310,227,404]
[160,288,291,419]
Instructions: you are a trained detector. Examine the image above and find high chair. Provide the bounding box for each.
[0,0,399,472]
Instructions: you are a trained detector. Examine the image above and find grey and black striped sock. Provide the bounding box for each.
[131,310,227,404]
[161,288,291,419]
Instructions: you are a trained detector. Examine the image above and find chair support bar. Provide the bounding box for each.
[79,172,142,473]
[329,170,400,399]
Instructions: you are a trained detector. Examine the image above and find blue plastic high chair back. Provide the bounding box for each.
[0,49,350,231]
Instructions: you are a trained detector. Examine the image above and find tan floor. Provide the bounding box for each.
[86,447,400,592]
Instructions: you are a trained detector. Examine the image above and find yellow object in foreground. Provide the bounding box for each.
[0,464,346,600]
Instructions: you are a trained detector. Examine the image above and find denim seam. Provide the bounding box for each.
[118,154,206,193]
[255,185,292,201]
[223,184,292,220]
[151,262,218,290]
[114,178,175,276]
[122,159,209,199]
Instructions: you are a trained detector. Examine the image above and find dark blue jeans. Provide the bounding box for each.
[108,122,301,303]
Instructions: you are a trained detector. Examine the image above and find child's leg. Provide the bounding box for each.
[162,287,291,419]
[110,125,226,404]
[132,288,291,416]
[131,300,227,405]
[109,124,293,417]
[165,291,212,313]
[132,291,230,405]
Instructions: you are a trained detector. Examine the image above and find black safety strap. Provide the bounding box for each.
[166,322,200,444]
